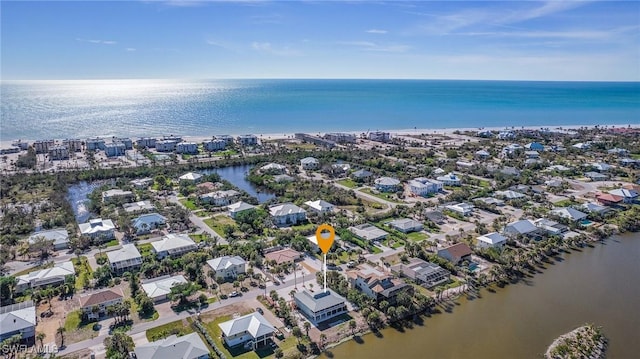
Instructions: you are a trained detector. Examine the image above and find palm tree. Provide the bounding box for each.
[348,320,357,336]
[303,321,311,337]
[292,326,302,344]
[319,333,327,349]
[56,326,66,347]
[36,332,46,350]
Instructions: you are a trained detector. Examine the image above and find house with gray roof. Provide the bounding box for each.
[141,275,188,302]
[102,189,134,204]
[228,201,256,219]
[351,169,373,180]
[0,301,36,342]
[15,261,75,293]
[374,177,401,192]
[550,207,588,223]
[608,188,638,203]
[269,203,307,226]
[107,244,142,274]
[584,171,608,181]
[28,228,69,250]
[294,289,348,325]
[349,223,389,242]
[580,202,611,215]
[387,218,423,233]
[123,200,155,213]
[504,219,542,240]
[391,258,450,288]
[135,333,209,359]
[207,256,246,280]
[301,157,319,170]
[219,312,275,348]
[533,218,568,236]
[132,213,166,235]
[151,234,197,259]
[199,190,240,206]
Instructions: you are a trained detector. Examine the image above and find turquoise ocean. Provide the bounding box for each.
[1,79,638,141]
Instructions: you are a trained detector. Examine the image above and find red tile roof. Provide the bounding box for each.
[596,193,623,203]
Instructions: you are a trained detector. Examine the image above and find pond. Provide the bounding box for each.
[202,164,276,203]
[67,180,110,223]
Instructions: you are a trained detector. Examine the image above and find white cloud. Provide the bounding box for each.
[251,42,301,56]
[77,38,118,45]
[337,41,410,53]
[366,29,388,34]
[126,48,136,52]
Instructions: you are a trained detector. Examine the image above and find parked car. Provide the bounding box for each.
[229,291,240,297]
[256,307,264,315]
[347,261,356,268]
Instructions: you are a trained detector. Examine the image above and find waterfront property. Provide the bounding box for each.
[534,218,568,236]
[301,156,320,170]
[215,135,234,145]
[237,134,258,146]
[199,190,240,207]
[324,132,356,143]
[445,203,474,216]
[374,176,401,192]
[304,199,335,214]
[269,203,307,226]
[79,218,115,241]
[141,275,188,302]
[15,261,75,293]
[206,255,246,280]
[48,145,69,160]
[0,301,36,343]
[219,312,275,349]
[136,138,156,149]
[408,177,443,196]
[227,201,256,219]
[550,207,588,223]
[349,223,389,242]
[306,234,342,253]
[203,139,226,152]
[134,333,209,359]
[294,289,348,326]
[476,232,508,249]
[104,142,126,157]
[176,142,198,154]
[79,288,124,320]
[390,258,450,288]
[387,218,423,233]
[504,219,543,241]
[347,264,410,304]
[368,131,391,142]
[107,244,143,274]
[33,140,55,154]
[102,189,134,203]
[436,173,461,186]
[123,200,155,213]
[28,228,70,250]
[260,162,287,174]
[178,172,203,183]
[437,243,473,265]
[151,234,198,259]
[155,139,178,152]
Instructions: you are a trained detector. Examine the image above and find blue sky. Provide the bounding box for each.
[1,1,639,80]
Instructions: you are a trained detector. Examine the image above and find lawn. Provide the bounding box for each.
[291,222,316,233]
[179,198,199,211]
[361,188,404,203]
[203,216,239,236]
[104,239,119,247]
[189,233,211,243]
[72,256,93,291]
[63,309,96,343]
[146,319,194,342]
[213,149,239,157]
[337,179,359,189]
[554,199,582,207]
[137,243,153,257]
[407,231,429,242]
[382,237,405,249]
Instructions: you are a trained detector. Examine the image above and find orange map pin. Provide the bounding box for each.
[315,224,335,254]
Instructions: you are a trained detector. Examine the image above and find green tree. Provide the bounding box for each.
[0,276,17,306]
[349,319,357,335]
[292,326,302,344]
[104,332,135,359]
[169,282,201,305]
[274,348,284,358]
[56,326,66,348]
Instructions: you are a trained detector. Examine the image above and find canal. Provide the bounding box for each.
[324,234,640,359]
[203,164,275,203]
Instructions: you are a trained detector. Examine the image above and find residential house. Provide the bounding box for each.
[200,190,240,207]
[580,202,611,215]
[619,158,640,167]
[203,139,226,152]
[134,333,209,359]
[28,228,69,250]
[0,302,36,343]
[15,261,75,293]
[475,150,491,160]
[445,203,474,216]
[498,131,516,140]
[179,172,203,183]
[347,265,410,303]
[524,151,540,159]
[260,163,287,174]
[374,177,401,192]
[304,200,335,214]
[301,157,319,170]
[237,134,258,146]
[436,173,461,186]
[79,288,124,320]
[351,169,373,181]
[176,142,198,154]
[219,312,275,349]
[86,138,105,151]
[269,203,307,226]
[545,179,563,188]
[331,163,351,174]
[368,131,391,142]
[387,218,423,233]
[607,148,630,156]
[591,162,613,172]
[123,200,155,213]
[79,218,115,241]
[228,201,256,219]
[130,177,154,189]
[151,234,198,259]
[215,135,234,145]
[424,210,447,225]
[572,142,590,150]
[476,232,507,249]
[500,166,521,177]
[608,189,638,204]
[391,258,450,288]
[550,207,588,223]
[494,190,526,200]
[306,234,342,253]
[349,223,389,242]
[477,130,493,138]
[273,174,295,183]
[437,243,473,265]
[409,177,443,196]
[104,142,126,157]
[207,256,246,280]
[131,213,166,235]
[501,144,523,158]
[525,142,544,151]
[533,218,568,236]
[141,275,188,302]
[585,171,608,181]
[264,248,304,266]
[456,161,476,170]
[503,219,542,240]
[547,165,572,172]
[294,289,348,325]
[102,189,134,203]
[107,244,142,274]
[596,193,624,206]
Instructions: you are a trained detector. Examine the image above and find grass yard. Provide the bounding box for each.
[189,233,211,243]
[179,198,199,211]
[72,256,92,291]
[291,222,316,233]
[337,179,359,189]
[554,199,582,207]
[361,188,404,203]
[407,231,429,242]
[146,319,194,342]
[213,149,239,157]
[104,239,119,247]
[203,216,238,236]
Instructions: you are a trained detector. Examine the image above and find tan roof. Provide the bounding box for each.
[596,193,623,203]
[79,288,124,308]
[443,243,473,259]
[264,248,303,265]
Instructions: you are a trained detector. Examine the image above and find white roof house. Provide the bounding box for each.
[141,275,188,302]
[550,207,588,222]
[200,190,240,206]
[134,333,209,359]
[477,232,508,248]
[304,200,335,213]
[178,172,203,182]
[387,218,423,233]
[123,200,155,213]
[228,201,256,218]
[207,255,246,280]
[494,190,527,200]
[436,173,461,186]
[219,312,275,348]
[28,228,69,250]
[131,213,166,234]
[102,189,134,203]
[0,302,37,342]
[445,203,474,216]
[151,234,197,259]
[16,261,75,292]
[106,244,142,273]
[79,218,115,239]
[260,163,287,173]
[269,203,307,226]
[349,223,389,241]
[301,157,319,169]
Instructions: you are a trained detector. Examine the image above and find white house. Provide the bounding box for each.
[228,201,257,219]
[237,134,258,146]
[151,234,198,259]
[349,223,389,242]
[141,275,188,302]
[106,244,142,274]
[477,232,507,249]
[301,157,319,170]
[269,203,307,226]
[304,200,335,214]
[219,312,275,349]
[550,207,588,222]
[131,213,166,235]
[368,131,391,142]
[130,178,154,189]
[436,173,461,186]
[494,190,527,200]
[15,261,75,293]
[28,228,70,251]
[294,289,348,325]
[387,218,423,233]
[79,288,124,320]
[200,190,240,206]
[374,177,401,192]
[0,302,37,342]
[475,150,491,160]
[446,203,474,216]
[101,189,134,203]
[260,163,287,174]
[79,218,115,241]
[207,256,246,280]
[203,139,226,152]
[176,142,198,154]
[409,178,442,196]
[135,333,209,359]
[179,172,203,183]
[123,200,155,213]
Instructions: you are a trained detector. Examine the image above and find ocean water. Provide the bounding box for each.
[1,79,639,141]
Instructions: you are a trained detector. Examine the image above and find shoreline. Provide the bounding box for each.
[2,123,638,148]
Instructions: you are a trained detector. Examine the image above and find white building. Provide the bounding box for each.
[151,234,198,259]
[141,275,188,302]
[0,302,37,342]
[203,139,226,152]
[237,134,258,146]
[301,157,319,170]
[131,213,166,235]
[79,288,124,320]
[219,312,275,349]
[28,228,70,250]
[206,255,246,280]
[15,261,75,293]
[304,200,335,214]
[179,172,203,183]
[176,142,198,154]
[260,163,287,174]
[445,203,474,216]
[107,244,143,274]
[387,218,423,233]
[199,190,240,206]
[269,203,307,226]
[477,232,507,249]
[135,333,209,359]
[79,218,115,241]
[436,173,461,186]
[349,223,389,242]
[228,201,257,219]
[368,131,391,142]
[102,189,134,203]
[155,139,178,152]
[123,200,155,213]
[129,178,154,189]
[409,178,443,196]
[294,289,348,325]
